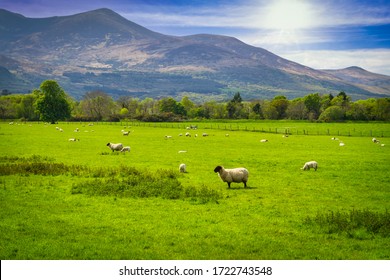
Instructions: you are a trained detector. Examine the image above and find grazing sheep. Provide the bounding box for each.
[260,139,268,142]
[68,138,79,142]
[179,163,186,173]
[214,165,249,188]
[185,132,191,137]
[121,146,131,152]
[122,131,130,136]
[339,142,345,146]
[202,133,209,137]
[301,161,318,171]
[372,138,380,143]
[165,135,172,139]
[331,137,339,140]
[106,142,123,152]
[178,150,187,153]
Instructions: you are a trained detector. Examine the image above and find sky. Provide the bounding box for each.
[2,0,390,75]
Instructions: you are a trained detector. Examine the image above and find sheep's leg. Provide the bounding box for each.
[227,182,231,188]
[244,182,247,188]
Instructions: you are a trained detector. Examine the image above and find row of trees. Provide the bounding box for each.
[1,80,390,122]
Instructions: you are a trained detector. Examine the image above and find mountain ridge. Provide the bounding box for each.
[0,8,389,100]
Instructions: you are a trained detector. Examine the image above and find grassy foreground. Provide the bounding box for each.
[0,121,389,260]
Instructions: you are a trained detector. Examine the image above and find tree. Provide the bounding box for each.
[271,95,289,119]
[318,106,345,122]
[34,80,71,123]
[80,90,116,121]
[227,92,244,119]
[303,93,321,120]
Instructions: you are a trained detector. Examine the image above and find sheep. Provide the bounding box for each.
[165,135,172,139]
[120,146,131,152]
[339,142,345,146]
[122,131,130,136]
[372,138,380,144]
[202,133,209,137]
[179,163,186,173]
[301,161,318,171]
[68,138,79,142]
[106,142,123,152]
[214,165,249,188]
[185,132,191,137]
[260,139,268,142]
[178,150,187,153]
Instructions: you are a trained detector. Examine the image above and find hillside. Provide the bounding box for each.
[0,8,389,100]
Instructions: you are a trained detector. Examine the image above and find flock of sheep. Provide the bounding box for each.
[54,123,386,189]
[106,129,387,189]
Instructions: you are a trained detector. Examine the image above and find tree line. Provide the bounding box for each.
[1,80,389,123]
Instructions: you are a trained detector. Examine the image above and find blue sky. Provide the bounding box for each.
[2,0,390,75]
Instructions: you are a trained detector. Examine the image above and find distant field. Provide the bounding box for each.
[0,121,389,260]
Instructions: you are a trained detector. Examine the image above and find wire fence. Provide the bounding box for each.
[106,121,390,138]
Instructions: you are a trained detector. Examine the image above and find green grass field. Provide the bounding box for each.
[0,121,389,260]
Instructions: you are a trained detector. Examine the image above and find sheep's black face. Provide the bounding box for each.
[214,166,222,173]
[106,143,110,146]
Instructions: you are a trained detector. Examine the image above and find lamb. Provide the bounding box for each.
[106,142,123,152]
[179,163,186,173]
[214,165,249,188]
[301,161,318,171]
[120,146,131,152]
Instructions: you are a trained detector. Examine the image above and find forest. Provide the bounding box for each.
[1,80,389,122]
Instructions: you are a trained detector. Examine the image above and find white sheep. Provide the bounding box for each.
[301,161,318,171]
[120,146,131,152]
[68,138,79,142]
[372,138,380,143]
[122,131,130,136]
[179,163,186,173]
[214,165,249,188]
[185,132,191,137]
[260,139,268,142]
[165,135,172,139]
[106,142,123,152]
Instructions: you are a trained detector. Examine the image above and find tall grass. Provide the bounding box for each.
[305,210,390,239]
[0,155,221,203]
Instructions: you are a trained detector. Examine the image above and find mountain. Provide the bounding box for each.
[0,8,389,101]
[322,67,390,96]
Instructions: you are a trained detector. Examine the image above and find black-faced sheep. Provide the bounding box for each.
[301,161,318,171]
[106,142,123,152]
[214,165,249,188]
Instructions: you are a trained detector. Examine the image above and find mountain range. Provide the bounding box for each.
[0,8,389,101]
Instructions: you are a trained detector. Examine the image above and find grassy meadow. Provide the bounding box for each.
[0,120,389,260]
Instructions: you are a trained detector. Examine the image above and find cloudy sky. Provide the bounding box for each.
[2,0,390,75]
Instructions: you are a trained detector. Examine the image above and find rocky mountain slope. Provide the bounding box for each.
[0,8,389,100]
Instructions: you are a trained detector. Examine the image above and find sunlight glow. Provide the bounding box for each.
[263,0,313,30]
